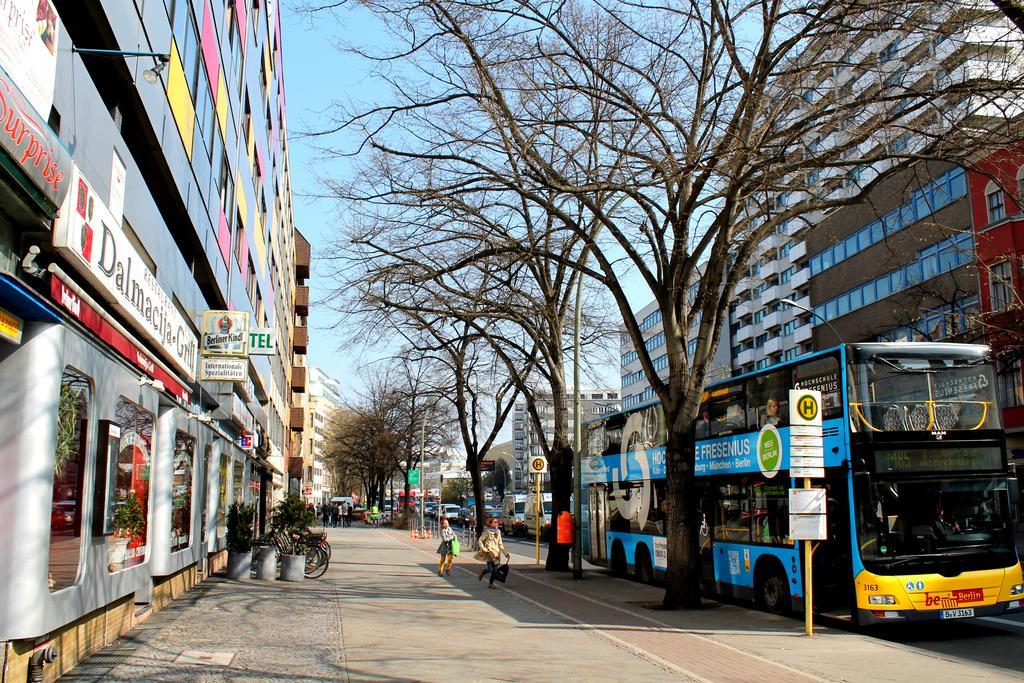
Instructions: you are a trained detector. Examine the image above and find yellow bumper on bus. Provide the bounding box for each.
[854,564,1024,622]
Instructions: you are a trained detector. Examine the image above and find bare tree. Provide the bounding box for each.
[305,0,1024,605]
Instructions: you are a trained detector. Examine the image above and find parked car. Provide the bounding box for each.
[439,504,462,523]
[424,502,439,520]
[456,506,473,527]
[502,494,529,537]
[51,501,76,531]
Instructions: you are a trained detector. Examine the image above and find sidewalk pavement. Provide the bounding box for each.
[62,526,1024,682]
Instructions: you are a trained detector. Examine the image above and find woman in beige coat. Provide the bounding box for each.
[474,516,509,588]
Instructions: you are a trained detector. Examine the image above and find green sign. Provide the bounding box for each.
[408,469,421,486]
[757,424,781,479]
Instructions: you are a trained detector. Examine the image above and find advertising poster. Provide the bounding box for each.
[0,0,60,115]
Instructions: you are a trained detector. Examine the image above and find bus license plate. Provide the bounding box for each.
[940,608,975,619]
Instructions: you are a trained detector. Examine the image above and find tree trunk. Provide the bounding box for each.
[662,424,702,609]
[472,467,486,536]
[546,440,573,571]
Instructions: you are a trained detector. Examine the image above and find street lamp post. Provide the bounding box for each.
[780,298,845,345]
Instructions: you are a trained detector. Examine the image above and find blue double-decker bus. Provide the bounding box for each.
[582,343,1024,624]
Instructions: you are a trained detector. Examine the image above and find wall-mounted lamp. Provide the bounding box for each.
[139,377,166,392]
[71,47,170,85]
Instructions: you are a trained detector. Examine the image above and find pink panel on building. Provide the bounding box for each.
[217,209,231,267]
[200,1,220,100]
[256,139,266,178]
[236,0,247,49]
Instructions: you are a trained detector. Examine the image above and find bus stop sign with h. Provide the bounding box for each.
[788,388,826,636]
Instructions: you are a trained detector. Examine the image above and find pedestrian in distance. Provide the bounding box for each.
[344,503,353,528]
[332,503,341,528]
[475,516,509,589]
[437,518,457,576]
[322,504,333,528]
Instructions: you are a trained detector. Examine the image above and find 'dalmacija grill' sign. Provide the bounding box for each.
[52,165,198,381]
[0,62,71,208]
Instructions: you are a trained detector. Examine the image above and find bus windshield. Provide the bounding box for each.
[848,349,1000,432]
[855,473,1015,574]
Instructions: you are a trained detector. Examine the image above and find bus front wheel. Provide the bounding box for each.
[756,566,790,615]
[611,543,627,577]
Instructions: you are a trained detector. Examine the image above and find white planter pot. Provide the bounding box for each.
[227,550,253,580]
[280,554,305,582]
[255,546,278,580]
[107,537,129,572]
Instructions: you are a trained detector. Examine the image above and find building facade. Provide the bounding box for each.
[805,162,979,349]
[0,0,308,676]
[726,8,1016,373]
[303,366,343,502]
[968,148,1024,453]
[619,298,732,410]
[512,389,621,491]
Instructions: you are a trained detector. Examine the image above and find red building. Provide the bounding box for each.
[968,149,1024,453]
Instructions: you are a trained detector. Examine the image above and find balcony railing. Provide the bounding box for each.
[295,285,309,315]
[290,407,305,431]
[291,365,307,393]
[295,236,311,281]
[293,325,308,353]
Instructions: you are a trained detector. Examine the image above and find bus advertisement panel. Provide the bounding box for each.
[583,343,1024,625]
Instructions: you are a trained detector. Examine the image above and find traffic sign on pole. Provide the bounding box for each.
[529,456,548,474]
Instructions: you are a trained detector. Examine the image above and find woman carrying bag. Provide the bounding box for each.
[437,518,458,576]
[475,516,510,588]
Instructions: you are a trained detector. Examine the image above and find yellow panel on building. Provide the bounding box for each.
[216,71,229,137]
[236,172,249,228]
[165,40,195,159]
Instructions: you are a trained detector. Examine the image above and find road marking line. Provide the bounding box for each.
[980,616,1024,629]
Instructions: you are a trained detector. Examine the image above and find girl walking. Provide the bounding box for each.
[475,516,509,588]
[437,518,457,576]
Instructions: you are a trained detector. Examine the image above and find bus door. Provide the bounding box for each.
[589,484,608,563]
[698,485,715,588]
[812,472,853,612]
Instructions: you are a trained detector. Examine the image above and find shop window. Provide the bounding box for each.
[233,456,245,503]
[713,483,750,542]
[750,482,789,544]
[171,431,196,552]
[217,455,229,542]
[110,397,154,571]
[48,367,91,592]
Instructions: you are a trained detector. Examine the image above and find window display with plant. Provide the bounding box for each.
[48,367,91,592]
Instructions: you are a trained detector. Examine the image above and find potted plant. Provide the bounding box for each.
[107,492,144,571]
[226,501,257,580]
[271,493,315,581]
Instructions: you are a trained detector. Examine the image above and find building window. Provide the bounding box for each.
[48,367,91,591]
[987,187,1006,223]
[989,260,1014,312]
[998,359,1024,409]
[234,217,246,267]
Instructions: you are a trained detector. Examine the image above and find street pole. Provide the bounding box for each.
[419,415,427,533]
[535,472,541,565]
[804,476,814,637]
